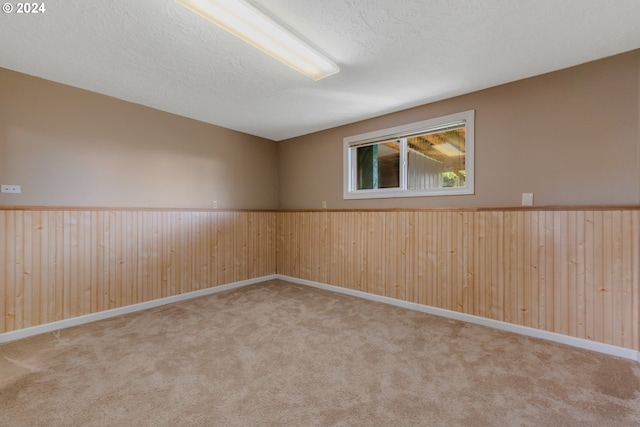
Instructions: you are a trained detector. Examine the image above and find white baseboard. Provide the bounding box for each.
[277,275,640,363]
[0,275,277,344]
[4,273,638,363]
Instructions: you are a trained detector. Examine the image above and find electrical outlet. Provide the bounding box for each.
[1,184,21,194]
[521,193,534,206]
[212,200,218,209]
[322,201,327,209]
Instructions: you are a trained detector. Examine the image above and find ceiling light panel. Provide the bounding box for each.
[432,142,462,157]
[177,0,339,81]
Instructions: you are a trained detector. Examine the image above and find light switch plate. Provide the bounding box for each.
[1,184,21,194]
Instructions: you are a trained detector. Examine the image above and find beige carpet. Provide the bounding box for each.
[1,279,639,426]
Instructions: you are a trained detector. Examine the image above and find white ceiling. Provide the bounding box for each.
[1,0,639,141]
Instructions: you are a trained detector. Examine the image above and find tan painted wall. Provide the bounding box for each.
[277,50,640,209]
[0,68,279,209]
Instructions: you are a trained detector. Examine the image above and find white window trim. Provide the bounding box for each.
[343,110,475,199]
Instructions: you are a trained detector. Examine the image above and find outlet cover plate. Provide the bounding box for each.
[521,193,534,206]
[1,185,21,194]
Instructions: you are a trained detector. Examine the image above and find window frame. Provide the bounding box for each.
[343,110,475,199]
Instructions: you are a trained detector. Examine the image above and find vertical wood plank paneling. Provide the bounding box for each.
[127,211,136,305]
[489,211,499,322]
[594,211,606,344]
[6,211,16,331]
[96,211,105,313]
[0,211,7,333]
[470,211,480,317]
[521,211,532,328]
[558,211,569,336]
[98,211,107,312]
[107,211,116,310]
[175,212,184,296]
[415,212,426,306]
[623,211,637,349]
[227,211,234,280]
[169,211,178,297]
[612,211,623,347]
[295,212,313,279]
[625,211,640,349]
[162,211,170,296]
[461,211,472,313]
[115,210,124,309]
[44,211,55,323]
[54,211,64,321]
[352,212,362,292]
[23,211,33,328]
[199,211,208,290]
[1,207,637,351]
[584,210,595,342]
[426,211,435,306]
[336,210,347,292]
[386,212,398,299]
[75,211,84,316]
[82,211,92,315]
[33,211,44,327]
[566,211,577,338]
[544,211,555,333]
[528,211,539,329]
[219,212,229,286]
[536,211,546,330]
[276,208,640,351]
[449,212,459,311]
[336,211,348,290]
[319,211,329,286]
[512,212,521,325]
[158,211,166,298]
[438,211,449,310]
[196,211,203,289]
[42,211,51,324]
[478,211,487,318]
[138,212,147,301]
[89,211,98,313]
[66,211,75,319]
[410,211,419,303]
[14,211,24,330]
[106,211,115,308]
[151,211,160,300]
[1,209,276,335]
[350,212,359,292]
[189,212,197,291]
[262,212,269,278]
[190,212,197,291]
[575,210,586,340]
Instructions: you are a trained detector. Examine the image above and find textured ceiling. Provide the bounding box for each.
[1,0,639,141]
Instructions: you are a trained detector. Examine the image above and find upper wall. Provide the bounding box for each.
[277,50,640,209]
[0,68,279,209]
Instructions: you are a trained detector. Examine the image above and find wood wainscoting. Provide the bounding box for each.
[277,209,640,351]
[3,206,639,352]
[0,208,276,333]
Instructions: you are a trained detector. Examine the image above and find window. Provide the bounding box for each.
[343,110,474,199]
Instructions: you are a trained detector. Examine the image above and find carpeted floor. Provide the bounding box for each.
[1,279,639,426]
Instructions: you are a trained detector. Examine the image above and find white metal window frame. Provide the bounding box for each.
[343,110,475,199]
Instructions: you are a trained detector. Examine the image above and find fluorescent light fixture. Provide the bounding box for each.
[177,0,339,81]
[432,142,463,157]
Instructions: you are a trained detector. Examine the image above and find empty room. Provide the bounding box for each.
[1,1,640,425]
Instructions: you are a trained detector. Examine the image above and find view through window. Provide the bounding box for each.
[344,110,474,199]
